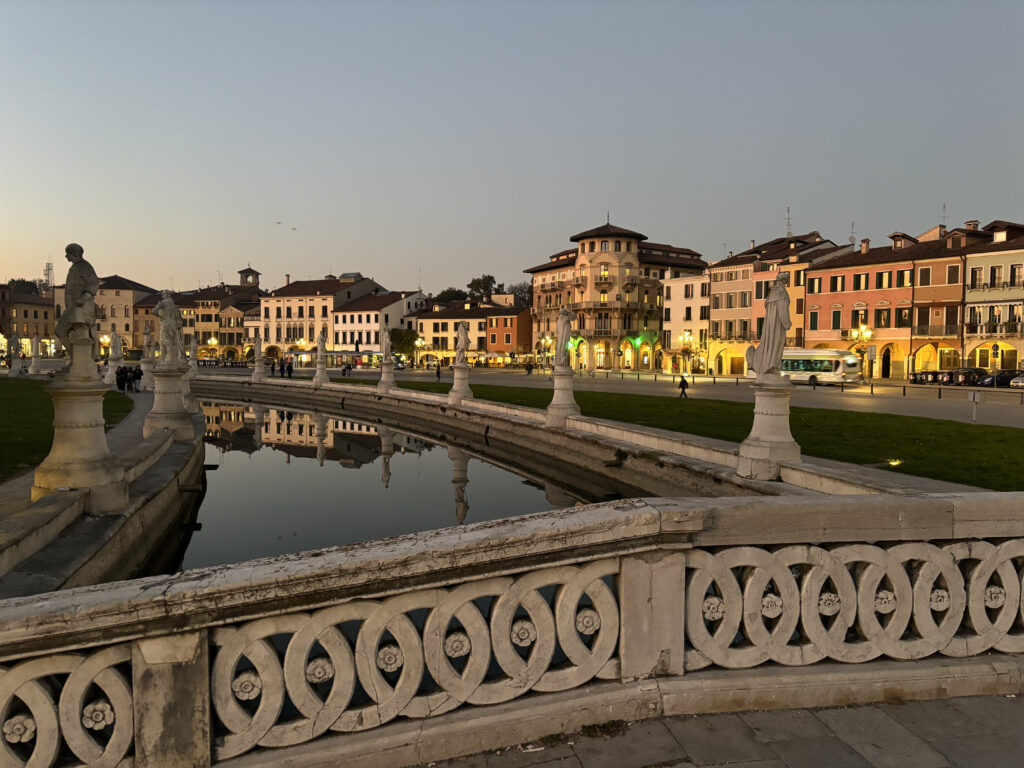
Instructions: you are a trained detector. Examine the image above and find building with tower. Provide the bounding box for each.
[525,223,705,370]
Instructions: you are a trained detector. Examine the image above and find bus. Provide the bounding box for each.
[747,348,862,385]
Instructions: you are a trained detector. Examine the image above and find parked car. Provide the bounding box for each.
[952,367,987,386]
[979,369,1024,387]
[1010,374,1024,389]
[393,361,406,370]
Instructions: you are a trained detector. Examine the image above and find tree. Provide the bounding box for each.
[434,287,468,303]
[389,328,419,357]
[8,278,39,296]
[466,274,505,301]
[508,280,533,307]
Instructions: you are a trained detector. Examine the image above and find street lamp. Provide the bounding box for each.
[542,335,552,367]
[414,337,425,367]
[678,330,693,374]
[850,324,873,379]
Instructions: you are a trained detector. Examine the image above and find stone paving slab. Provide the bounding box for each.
[421,695,1022,768]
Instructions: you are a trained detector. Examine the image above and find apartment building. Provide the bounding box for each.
[660,273,710,373]
[134,291,197,356]
[525,223,705,371]
[963,220,1024,370]
[408,301,512,367]
[332,290,427,365]
[8,293,55,355]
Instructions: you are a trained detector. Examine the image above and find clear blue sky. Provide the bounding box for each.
[2,0,1021,294]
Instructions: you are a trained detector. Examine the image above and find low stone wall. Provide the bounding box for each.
[0,492,1022,767]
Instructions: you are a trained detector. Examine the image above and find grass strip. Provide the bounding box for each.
[0,379,134,482]
[333,376,1018,491]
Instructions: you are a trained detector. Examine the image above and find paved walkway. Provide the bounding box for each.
[423,695,1023,768]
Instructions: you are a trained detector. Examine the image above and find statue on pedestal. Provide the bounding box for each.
[555,307,577,368]
[316,328,327,358]
[143,325,154,359]
[30,333,40,358]
[455,322,469,366]
[54,243,99,373]
[153,291,184,367]
[189,335,198,363]
[380,318,391,359]
[254,331,263,360]
[745,273,791,376]
[109,330,122,359]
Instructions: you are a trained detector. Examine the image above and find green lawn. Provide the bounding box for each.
[0,379,134,482]
[334,377,1020,491]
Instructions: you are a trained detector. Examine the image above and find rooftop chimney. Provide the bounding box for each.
[285,274,290,285]
[750,239,755,250]
[860,238,870,254]
[965,219,980,231]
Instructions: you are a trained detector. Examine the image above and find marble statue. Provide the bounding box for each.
[381,455,391,488]
[455,322,470,366]
[379,317,391,358]
[455,484,468,525]
[8,328,20,359]
[54,243,99,353]
[109,330,122,359]
[30,333,40,358]
[189,335,198,362]
[143,325,155,359]
[254,331,263,359]
[153,290,184,365]
[745,273,791,375]
[555,307,577,368]
[316,327,327,357]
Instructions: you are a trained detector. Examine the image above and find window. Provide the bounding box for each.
[807,277,822,294]
[808,311,818,331]
[322,305,328,317]
[897,269,914,287]
[829,275,845,292]
[853,273,869,291]
[850,309,868,327]
[626,242,632,252]
[264,307,270,319]
[917,268,930,287]
[600,290,608,304]
[298,306,304,318]
[711,295,721,309]
[970,267,983,289]
[588,242,595,252]
[700,283,710,297]
[794,270,805,287]
[600,264,609,277]
[699,305,709,320]
[285,307,292,319]
[614,240,621,252]
[875,308,891,328]
[875,271,892,289]
[601,240,609,251]
[896,308,913,328]
[831,310,841,330]
[795,298,804,314]
[1011,264,1023,287]
[947,264,961,285]
[990,265,1004,286]
[740,292,751,307]
[663,307,671,321]
[504,333,511,344]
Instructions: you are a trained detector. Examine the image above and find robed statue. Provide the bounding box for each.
[30,333,40,358]
[109,330,122,359]
[745,273,791,375]
[379,317,391,358]
[454,322,470,366]
[143,325,155,359]
[253,331,263,359]
[316,328,327,357]
[153,290,184,366]
[54,243,99,353]
[555,307,577,368]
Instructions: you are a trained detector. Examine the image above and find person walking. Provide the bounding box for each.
[435,364,441,381]
[678,375,689,398]
[286,361,293,378]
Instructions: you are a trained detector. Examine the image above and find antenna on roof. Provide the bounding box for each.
[941,202,948,227]
[785,206,793,237]
[849,221,856,245]
[606,210,610,225]
[722,243,728,258]
[418,266,422,293]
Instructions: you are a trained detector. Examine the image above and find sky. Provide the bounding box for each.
[2,0,1022,295]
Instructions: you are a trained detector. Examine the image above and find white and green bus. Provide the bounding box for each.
[748,349,862,385]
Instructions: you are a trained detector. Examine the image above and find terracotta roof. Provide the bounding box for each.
[335,291,421,312]
[806,240,949,271]
[10,293,52,306]
[524,249,578,274]
[134,291,197,308]
[735,231,824,259]
[269,278,349,298]
[966,234,1024,254]
[708,253,760,269]
[406,303,520,320]
[569,223,648,242]
[98,275,157,293]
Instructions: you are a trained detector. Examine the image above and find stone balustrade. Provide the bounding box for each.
[0,492,1022,767]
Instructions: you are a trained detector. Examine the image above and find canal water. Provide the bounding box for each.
[183,401,632,569]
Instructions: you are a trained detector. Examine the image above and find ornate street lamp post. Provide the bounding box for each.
[850,324,873,380]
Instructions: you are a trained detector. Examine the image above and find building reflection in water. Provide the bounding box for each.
[189,400,633,570]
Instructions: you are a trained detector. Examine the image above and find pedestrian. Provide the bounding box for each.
[435,364,441,381]
[133,366,142,391]
[286,361,293,378]
[678,375,689,398]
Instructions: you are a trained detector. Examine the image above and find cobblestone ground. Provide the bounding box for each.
[421,695,1023,768]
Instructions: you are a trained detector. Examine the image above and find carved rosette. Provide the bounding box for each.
[210,559,620,761]
[686,539,1024,670]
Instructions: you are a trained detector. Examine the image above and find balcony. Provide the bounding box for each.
[538,281,564,293]
[593,274,614,286]
[912,324,960,337]
[622,275,640,289]
[571,276,587,288]
[965,322,1023,337]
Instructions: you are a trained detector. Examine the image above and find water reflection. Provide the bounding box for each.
[188,400,629,570]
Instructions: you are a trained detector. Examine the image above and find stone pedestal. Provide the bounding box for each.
[7,357,23,377]
[448,362,473,404]
[448,446,469,525]
[181,369,200,414]
[31,335,128,513]
[736,373,801,481]
[140,356,155,391]
[28,354,41,375]
[103,355,123,387]
[311,355,328,387]
[251,358,267,383]
[545,366,580,427]
[143,364,193,441]
[377,359,396,392]
[187,355,198,380]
